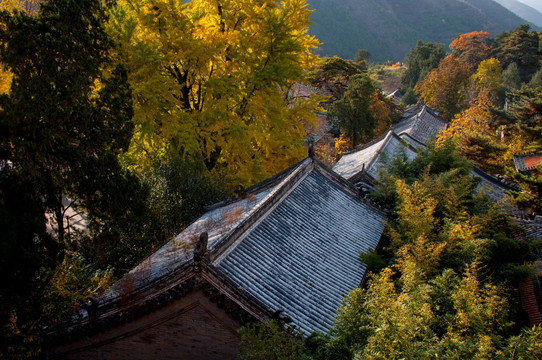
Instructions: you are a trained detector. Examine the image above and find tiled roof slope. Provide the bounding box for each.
[332,130,418,181]
[393,103,447,145]
[99,157,387,335]
[471,166,517,204]
[216,169,386,334]
[386,89,402,104]
[513,153,542,174]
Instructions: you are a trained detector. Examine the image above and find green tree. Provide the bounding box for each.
[502,62,522,92]
[505,86,542,151]
[493,25,541,83]
[528,67,542,89]
[328,73,376,148]
[237,319,309,360]
[401,40,446,92]
[308,56,364,105]
[353,49,371,63]
[0,0,140,355]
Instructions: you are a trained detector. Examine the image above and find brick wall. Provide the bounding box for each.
[55,290,242,360]
[519,276,542,326]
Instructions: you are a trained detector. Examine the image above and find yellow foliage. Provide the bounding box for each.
[394,179,438,247]
[110,0,321,184]
[334,134,353,157]
[437,93,493,146]
[0,0,41,95]
[0,0,41,12]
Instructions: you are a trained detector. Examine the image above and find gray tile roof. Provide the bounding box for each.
[332,130,418,181]
[386,89,402,104]
[216,170,386,334]
[471,166,517,204]
[99,158,387,335]
[392,103,447,145]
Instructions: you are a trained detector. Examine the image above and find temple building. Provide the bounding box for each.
[48,157,387,359]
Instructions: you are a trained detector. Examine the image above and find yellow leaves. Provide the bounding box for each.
[0,66,12,95]
[0,0,41,13]
[473,58,502,94]
[334,134,352,157]
[437,93,493,146]
[396,235,447,277]
[111,0,320,183]
[394,179,438,244]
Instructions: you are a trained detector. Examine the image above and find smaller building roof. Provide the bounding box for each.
[513,153,542,174]
[386,88,402,104]
[392,103,447,145]
[471,166,517,204]
[332,130,418,181]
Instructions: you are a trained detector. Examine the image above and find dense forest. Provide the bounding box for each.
[1,0,542,359]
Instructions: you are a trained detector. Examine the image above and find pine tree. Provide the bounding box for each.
[0,1,140,351]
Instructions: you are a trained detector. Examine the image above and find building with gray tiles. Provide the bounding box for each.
[48,157,387,360]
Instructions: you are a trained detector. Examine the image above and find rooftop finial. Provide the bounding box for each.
[308,142,315,158]
[193,232,209,264]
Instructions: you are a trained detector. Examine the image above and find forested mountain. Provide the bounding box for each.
[516,0,542,13]
[307,0,538,62]
[494,0,542,27]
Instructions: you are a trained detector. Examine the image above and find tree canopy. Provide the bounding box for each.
[108,0,321,185]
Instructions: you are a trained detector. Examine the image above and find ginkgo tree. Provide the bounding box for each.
[108,0,322,185]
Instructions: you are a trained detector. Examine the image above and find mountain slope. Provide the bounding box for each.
[493,0,542,27]
[516,0,542,13]
[307,0,538,62]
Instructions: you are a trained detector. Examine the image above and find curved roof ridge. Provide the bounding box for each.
[341,130,393,156]
[471,166,518,191]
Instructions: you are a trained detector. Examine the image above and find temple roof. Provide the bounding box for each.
[392,103,447,145]
[68,157,387,337]
[332,130,418,181]
[513,153,542,174]
[471,166,517,204]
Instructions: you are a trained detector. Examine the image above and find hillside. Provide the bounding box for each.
[307,0,539,62]
[494,0,542,27]
[516,0,542,13]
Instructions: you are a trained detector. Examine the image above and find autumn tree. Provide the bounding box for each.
[330,146,533,359]
[416,55,473,120]
[108,0,321,185]
[449,31,490,68]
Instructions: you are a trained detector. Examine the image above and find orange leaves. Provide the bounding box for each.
[416,55,472,120]
[450,31,490,66]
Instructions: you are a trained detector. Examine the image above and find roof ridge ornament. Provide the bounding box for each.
[193,232,209,268]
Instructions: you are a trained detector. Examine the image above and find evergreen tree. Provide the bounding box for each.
[493,25,541,83]
[527,67,542,89]
[328,73,376,148]
[0,1,141,354]
[502,62,522,92]
[401,40,446,92]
